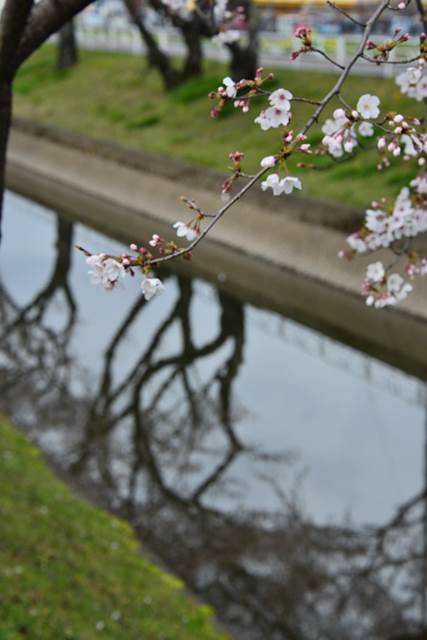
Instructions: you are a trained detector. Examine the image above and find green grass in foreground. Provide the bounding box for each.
[0,418,228,640]
[14,46,421,208]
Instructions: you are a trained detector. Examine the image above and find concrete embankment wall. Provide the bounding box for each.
[6,121,427,380]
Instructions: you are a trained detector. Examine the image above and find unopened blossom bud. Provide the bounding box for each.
[419,157,426,165]
[149,234,162,247]
[351,110,359,120]
[397,1,405,8]
[300,143,311,152]
[378,137,386,149]
[420,33,426,43]
[395,126,402,134]
[210,106,220,118]
[295,133,306,142]
[334,108,346,119]
[260,155,276,168]
[394,114,404,123]
[393,146,401,157]
[229,150,245,162]
[122,257,130,266]
[130,243,138,251]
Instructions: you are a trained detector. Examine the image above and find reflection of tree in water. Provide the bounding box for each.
[0,215,79,430]
[1,213,427,640]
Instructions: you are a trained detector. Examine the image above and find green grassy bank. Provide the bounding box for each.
[14,46,420,208]
[0,418,229,640]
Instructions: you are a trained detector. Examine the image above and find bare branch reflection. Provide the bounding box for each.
[1,210,427,640]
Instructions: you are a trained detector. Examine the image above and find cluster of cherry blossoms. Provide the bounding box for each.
[86,253,164,300]
[344,174,427,306]
[83,215,202,299]
[211,76,312,198]
[321,94,379,157]
[362,263,413,308]
[333,43,427,308]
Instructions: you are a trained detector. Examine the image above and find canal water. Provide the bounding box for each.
[2,191,427,639]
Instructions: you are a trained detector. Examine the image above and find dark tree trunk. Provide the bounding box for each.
[57,20,79,70]
[0,82,12,241]
[226,0,258,80]
[180,22,203,81]
[227,41,257,80]
[122,0,179,90]
[0,0,96,240]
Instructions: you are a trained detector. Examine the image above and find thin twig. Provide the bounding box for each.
[311,47,345,70]
[147,166,270,266]
[362,53,420,65]
[291,96,323,105]
[327,0,367,27]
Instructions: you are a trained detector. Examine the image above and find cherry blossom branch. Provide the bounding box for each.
[300,0,390,137]
[141,0,392,269]
[147,166,270,267]
[80,0,427,309]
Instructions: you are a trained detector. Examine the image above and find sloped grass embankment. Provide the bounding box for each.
[13,46,421,210]
[0,418,229,640]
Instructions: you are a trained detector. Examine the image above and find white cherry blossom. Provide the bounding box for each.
[261,173,302,196]
[347,232,367,253]
[141,277,165,301]
[359,121,374,137]
[173,221,198,241]
[356,94,380,119]
[269,88,293,110]
[366,261,385,282]
[261,173,284,195]
[255,105,290,130]
[222,77,237,98]
[281,176,302,194]
[87,255,125,290]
